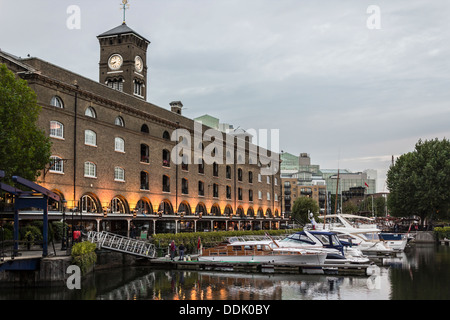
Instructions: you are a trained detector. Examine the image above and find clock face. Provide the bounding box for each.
[108,54,123,70]
[135,56,143,72]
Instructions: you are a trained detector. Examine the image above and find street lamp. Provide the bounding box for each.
[61,199,67,250]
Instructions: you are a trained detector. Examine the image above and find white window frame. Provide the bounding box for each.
[50,96,64,108]
[115,137,125,152]
[114,167,125,182]
[50,121,64,139]
[115,116,125,127]
[84,130,97,146]
[49,156,64,174]
[85,107,97,118]
[84,161,97,178]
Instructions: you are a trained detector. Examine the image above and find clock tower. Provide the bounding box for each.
[97,22,150,100]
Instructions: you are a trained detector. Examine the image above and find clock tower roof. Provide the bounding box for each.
[97,23,150,44]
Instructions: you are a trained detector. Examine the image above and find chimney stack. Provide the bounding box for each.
[170,101,183,115]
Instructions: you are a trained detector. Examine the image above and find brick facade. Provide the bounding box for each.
[0,22,284,234]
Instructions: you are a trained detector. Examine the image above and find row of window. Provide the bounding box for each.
[73,193,280,217]
[49,158,278,201]
[50,121,277,185]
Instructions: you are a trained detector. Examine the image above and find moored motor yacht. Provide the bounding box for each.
[198,240,327,265]
[278,230,370,264]
[309,214,405,254]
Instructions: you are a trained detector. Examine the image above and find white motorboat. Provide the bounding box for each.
[198,240,327,265]
[309,214,406,254]
[278,230,370,264]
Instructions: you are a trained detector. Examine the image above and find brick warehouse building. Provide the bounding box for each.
[0,22,284,236]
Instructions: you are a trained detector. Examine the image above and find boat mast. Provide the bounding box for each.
[334,169,340,215]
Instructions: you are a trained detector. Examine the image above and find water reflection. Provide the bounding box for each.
[0,244,448,300]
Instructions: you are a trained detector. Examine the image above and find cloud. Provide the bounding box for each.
[1,0,449,192]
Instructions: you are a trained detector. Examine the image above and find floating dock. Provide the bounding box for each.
[144,257,377,276]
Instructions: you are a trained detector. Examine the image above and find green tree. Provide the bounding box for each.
[343,201,358,214]
[291,196,320,224]
[0,64,51,184]
[386,138,450,225]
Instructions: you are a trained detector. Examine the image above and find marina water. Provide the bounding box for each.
[1,243,449,300]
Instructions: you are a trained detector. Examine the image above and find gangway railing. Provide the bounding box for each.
[87,231,156,259]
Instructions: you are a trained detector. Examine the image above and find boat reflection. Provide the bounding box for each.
[95,269,387,300]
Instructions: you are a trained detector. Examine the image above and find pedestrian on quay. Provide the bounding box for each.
[170,240,176,261]
[178,243,185,261]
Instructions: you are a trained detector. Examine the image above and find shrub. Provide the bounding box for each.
[71,241,97,275]
[152,229,300,254]
[434,227,450,240]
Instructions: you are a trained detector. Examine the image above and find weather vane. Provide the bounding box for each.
[121,0,130,24]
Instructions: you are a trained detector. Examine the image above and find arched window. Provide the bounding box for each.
[84,130,97,146]
[141,124,149,134]
[211,203,221,216]
[107,78,124,92]
[162,149,170,167]
[136,198,153,215]
[114,167,125,182]
[178,201,191,216]
[84,161,96,178]
[224,205,233,216]
[115,116,125,127]
[238,168,243,181]
[181,178,189,194]
[198,181,205,196]
[140,171,149,190]
[50,121,64,139]
[257,208,264,218]
[198,159,205,174]
[162,131,170,140]
[213,162,219,177]
[226,165,232,179]
[49,156,64,174]
[80,193,100,213]
[140,144,149,163]
[213,183,219,198]
[115,137,125,152]
[85,107,96,118]
[134,79,145,97]
[162,175,170,192]
[50,96,64,108]
[158,199,174,215]
[111,196,128,214]
[195,203,207,216]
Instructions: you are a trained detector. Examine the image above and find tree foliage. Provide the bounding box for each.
[386,138,450,224]
[0,64,51,184]
[291,196,320,224]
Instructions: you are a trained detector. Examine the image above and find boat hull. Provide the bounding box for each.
[198,253,327,265]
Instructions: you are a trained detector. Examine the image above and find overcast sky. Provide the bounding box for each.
[1,0,449,192]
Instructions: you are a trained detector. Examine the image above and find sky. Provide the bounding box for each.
[1,0,449,192]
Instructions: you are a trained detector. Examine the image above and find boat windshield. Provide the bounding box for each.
[361,233,380,241]
[311,233,341,247]
[282,233,315,245]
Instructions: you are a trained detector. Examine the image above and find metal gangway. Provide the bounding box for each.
[87,231,156,259]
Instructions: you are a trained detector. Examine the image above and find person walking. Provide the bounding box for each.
[169,240,176,261]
